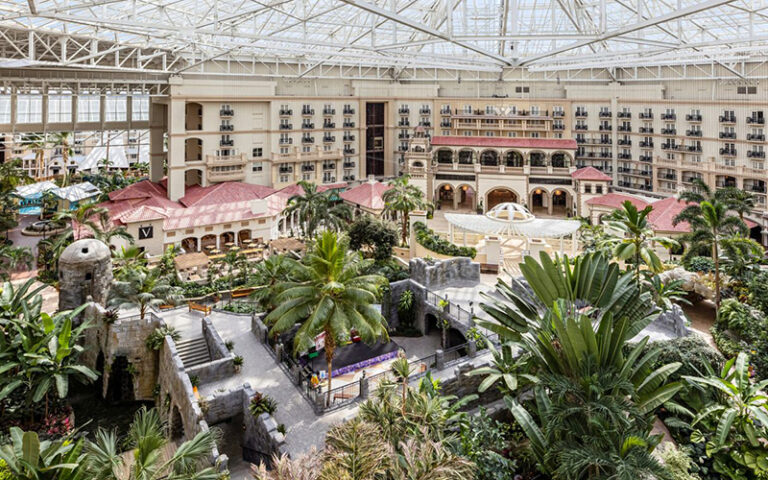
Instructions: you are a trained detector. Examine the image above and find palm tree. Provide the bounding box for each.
[109,268,182,319]
[22,133,49,178]
[50,132,73,172]
[53,201,133,245]
[250,254,291,311]
[282,181,351,238]
[673,199,746,308]
[600,200,678,284]
[264,231,388,405]
[390,356,412,416]
[718,186,756,223]
[112,244,149,279]
[382,175,427,246]
[0,245,34,280]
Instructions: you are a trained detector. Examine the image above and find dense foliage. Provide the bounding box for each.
[413,221,477,258]
[347,215,399,261]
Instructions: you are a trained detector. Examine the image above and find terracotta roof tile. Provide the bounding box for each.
[572,166,613,181]
[179,182,277,207]
[586,193,649,210]
[339,181,392,211]
[430,135,578,150]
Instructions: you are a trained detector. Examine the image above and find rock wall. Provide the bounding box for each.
[386,279,427,333]
[409,257,480,289]
[158,336,205,440]
[186,317,236,384]
[241,384,288,459]
[58,239,113,319]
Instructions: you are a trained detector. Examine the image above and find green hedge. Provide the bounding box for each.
[413,222,476,259]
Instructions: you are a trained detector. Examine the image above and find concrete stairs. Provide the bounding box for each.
[175,337,211,368]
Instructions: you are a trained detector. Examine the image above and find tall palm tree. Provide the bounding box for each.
[600,200,678,284]
[109,268,182,319]
[718,186,757,223]
[382,175,427,246]
[282,181,351,238]
[250,254,291,311]
[22,133,49,178]
[674,199,746,308]
[265,231,388,405]
[50,132,73,172]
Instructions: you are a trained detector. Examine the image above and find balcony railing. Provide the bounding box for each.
[575,111,588,117]
[661,113,677,120]
[279,124,292,130]
[574,125,588,130]
[343,107,355,115]
[279,138,293,145]
[302,123,315,129]
[720,148,737,156]
[323,136,335,143]
[302,137,315,143]
[323,123,335,129]
[420,108,431,114]
[748,134,766,141]
[343,122,356,128]
[639,141,654,148]
[639,112,653,119]
[599,111,612,118]
[279,109,292,116]
[748,151,766,158]
[323,108,336,115]
[219,139,234,147]
[301,108,315,116]
[219,124,234,131]
[719,132,736,139]
[220,109,234,117]
[617,112,631,118]
[686,130,702,137]
[639,127,654,134]
[398,108,410,115]
[617,126,631,132]
[343,135,355,141]
[661,128,677,135]
[686,114,702,122]
[747,116,765,125]
[719,115,736,123]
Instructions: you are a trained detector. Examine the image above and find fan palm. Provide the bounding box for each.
[673,199,746,308]
[108,268,182,319]
[719,234,764,282]
[718,186,756,223]
[264,231,387,405]
[382,175,427,246]
[600,200,678,284]
[82,407,222,480]
[282,181,351,238]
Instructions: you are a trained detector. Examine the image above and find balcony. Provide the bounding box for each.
[398,145,407,152]
[220,108,234,117]
[574,125,588,131]
[343,148,355,155]
[661,143,675,150]
[219,124,234,131]
[279,138,293,145]
[661,113,677,120]
[420,108,431,115]
[323,122,335,129]
[553,111,565,118]
[219,139,234,147]
[599,125,612,131]
[419,121,432,127]
[719,115,737,123]
[661,128,677,135]
[323,163,336,170]
[720,148,737,156]
[279,109,293,116]
[617,125,631,132]
[343,175,356,181]
[618,153,631,160]
[279,124,293,130]
[575,111,588,118]
[302,137,315,144]
[207,166,245,182]
[639,112,653,119]
[343,107,355,115]
[440,107,451,115]
[323,108,336,115]
[398,120,410,127]
[687,145,702,153]
[343,135,355,142]
[343,121,355,128]
[686,130,702,137]
[747,116,765,125]
[553,124,565,130]
[599,111,612,118]
[617,112,631,119]
[748,151,766,158]
[398,108,410,115]
[639,155,653,162]
[686,114,702,122]
[301,108,315,116]
[302,165,315,172]
[343,161,355,168]
[748,133,766,141]
[617,139,631,146]
[440,121,452,128]
[719,132,736,139]
[302,123,314,129]
[639,141,654,148]
[279,166,293,174]
[323,135,335,143]
[398,133,410,139]
[639,127,654,134]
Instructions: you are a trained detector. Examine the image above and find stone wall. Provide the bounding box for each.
[386,279,427,333]
[241,384,288,459]
[409,257,480,289]
[185,317,236,384]
[158,336,205,440]
[58,239,113,321]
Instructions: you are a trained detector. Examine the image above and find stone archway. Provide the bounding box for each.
[184,138,203,162]
[486,188,519,210]
[435,149,453,164]
[436,184,455,209]
[181,237,198,253]
[456,184,476,211]
[505,151,524,167]
[551,189,570,217]
[238,230,252,244]
[201,234,217,251]
[479,150,499,166]
[170,405,184,440]
[458,150,474,165]
[530,187,549,214]
[185,168,203,187]
[551,152,569,168]
[529,152,547,167]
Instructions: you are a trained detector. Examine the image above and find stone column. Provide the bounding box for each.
[547,192,553,215]
[359,374,370,400]
[435,349,445,371]
[468,339,477,358]
[485,236,501,267]
[409,210,427,258]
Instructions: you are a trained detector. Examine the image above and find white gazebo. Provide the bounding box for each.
[444,202,582,256]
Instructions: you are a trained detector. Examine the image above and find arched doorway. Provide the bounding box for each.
[181,237,198,253]
[106,356,134,403]
[185,168,203,187]
[505,151,523,167]
[458,150,474,165]
[436,184,455,209]
[551,152,568,168]
[425,313,439,335]
[184,138,203,162]
[170,405,184,440]
[201,234,217,251]
[486,188,518,210]
[436,149,453,164]
[479,150,498,166]
[456,185,475,211]
[530,188,549,214]
[529,152,546,167]
[185,102,203,131]
[551,189,570,217]
[220,231,235,249]
[238,230,252,244]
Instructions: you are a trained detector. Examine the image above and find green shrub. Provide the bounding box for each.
[660,445,702,480]
[684,256,715,273]
[644,336,724,380]
[145,326,181,351]
[413,222,476,258]
[0,460,14,480]
[348,215,399,261]
[249,392,277,416]
[748,271,768,315]
[220,302,259,314]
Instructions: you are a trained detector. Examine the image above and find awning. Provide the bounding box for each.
[445,213,581,238]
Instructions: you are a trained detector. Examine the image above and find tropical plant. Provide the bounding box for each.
[382,175,427,246]
[249,254,291,311]
[53,202,133,245]
[50,132,73,172]
[683,353,768,478]
[211,250,249,300]
[673,199,747,308]
[0,428,85,480]
[717,186,756,223]
[347,215,399,261]
[112,244,148,279]
[648,276,691,312]
[600,200,678,284]
[264,231,388,405]
[413,222,476,258]
[22,133,49,178]
[282,181,351,238]
[468,342,535,395]
[145,325,181,351]
[108,268,182,319]
[0,245,34,280]
[249,392,277,416]
[719,234,764,283]
[390,356,412,416]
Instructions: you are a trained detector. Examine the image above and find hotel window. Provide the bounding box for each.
[280,118,290,127]
[280,147,289,154]
[485,105,494,114]
[595,185,603,194]
[252,162,263,172]
[0,95,10,123]
[16,95,43,123]
[553,106,564,115]
[507,132,516,137]
[132,95,149,121]
[584,184,592,193]
[463,105,472,114]
[531,106,539,115]
[722,157,736,167]
[463,130,472,136]
[252,147,262,157]
[752,161,764,170]
[485,131,495,137]
[280,174,289,183]
[441,130,450,136]
[514,86,530,93]
[302,173,312,181]
[105,95,127,121]
[529,132,539,138]
[302,145,311,153]
[48,93,72,123]
[599,106,610,115]
[324,145,331,151]
[78,95,100,122]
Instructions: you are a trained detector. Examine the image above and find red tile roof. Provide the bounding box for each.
[274,182,347,198]
[572,166,613,182]
[586,193,649,210]
[647,196,693,233]
[108,179,168,201]
[120,205,168,223]
[340,181,392,211]
[430,136,578,150]
[179,182,276,207]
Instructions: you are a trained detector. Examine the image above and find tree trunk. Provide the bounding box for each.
[324,332,336,407]
[713,242,721,310]
[402,213,408,246]
[401,380,407,416]
[140,303,146,320]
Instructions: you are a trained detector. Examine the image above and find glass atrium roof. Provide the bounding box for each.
[1,0,767,75]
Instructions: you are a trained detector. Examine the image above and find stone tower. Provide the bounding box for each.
[58,238,113,313]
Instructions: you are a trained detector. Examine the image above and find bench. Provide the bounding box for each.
[480,263,499,274]
[158,304,176,310]
[188,302,212,315]
[231,287,256,298]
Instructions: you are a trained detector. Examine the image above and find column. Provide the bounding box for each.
[453,189,459,210]
[547,193,553,215]
[149,104,165,183]
[197,237,202,252]
[216,235,221,250]
[571,231,577,255]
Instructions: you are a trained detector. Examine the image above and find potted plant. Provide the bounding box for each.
[233,355,244,373]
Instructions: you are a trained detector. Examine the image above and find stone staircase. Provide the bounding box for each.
[175,337,211,368]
